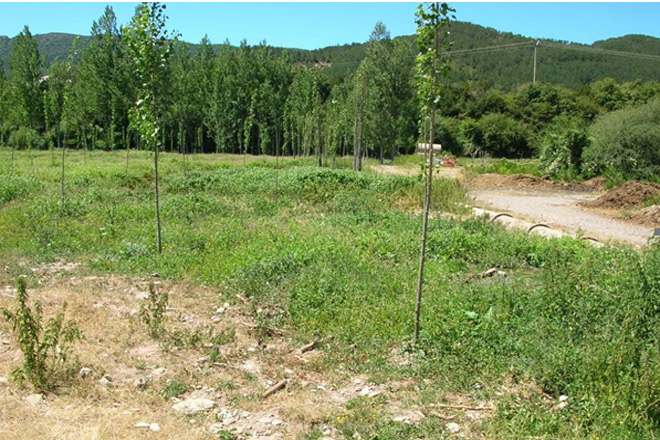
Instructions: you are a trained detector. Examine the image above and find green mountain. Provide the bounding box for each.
[0,33,91,69]
[2,21,660,89]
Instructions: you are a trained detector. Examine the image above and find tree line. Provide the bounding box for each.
[1,4,660,169]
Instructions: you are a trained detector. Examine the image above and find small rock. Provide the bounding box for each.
[559,395,568,402]
[153,367,167,375]
[446,422,461,434]
[0,377,8,386]
[557,401,568,409]
[172,398,216,415]
[272,418,283,426]
[98,375,113,387]
[208,423,224,435]
[133,377,149,389]
[392,410,425,425]
[135,422,160,432]
[26,394,44,405]
[79,367,92,378]
[259,416,272,424]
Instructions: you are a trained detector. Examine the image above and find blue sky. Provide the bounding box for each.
[1,3,659,50]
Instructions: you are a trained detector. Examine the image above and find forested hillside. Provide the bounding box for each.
[2,21,660,88]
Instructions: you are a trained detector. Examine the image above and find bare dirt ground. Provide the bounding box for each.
[372,165,655,246]
[0,268,498,440]
[470,188,653,247]
[370,164,465,180]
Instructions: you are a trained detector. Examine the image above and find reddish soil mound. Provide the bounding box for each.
[628,205,660,226]
[583,177,607,191]
[469,174,596,192]
[582,181,660,209]
[469,174,554,190]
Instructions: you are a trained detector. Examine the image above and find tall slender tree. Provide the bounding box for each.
[0,62,8,147]
[9,26,44,131]
[413,2,454,344]
[123,2,177,254]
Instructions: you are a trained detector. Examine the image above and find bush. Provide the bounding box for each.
[583,97,660,180]
[8,127,43,150]
[539,117,589,178]
[2,279,81,391]
[434,117,464,156]
[470,113,533,158]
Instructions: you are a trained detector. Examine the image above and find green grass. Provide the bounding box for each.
[2,148,660,438]
[458,157,542,179]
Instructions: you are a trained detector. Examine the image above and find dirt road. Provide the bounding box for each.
[470,188,653,247]
[371,164,654,246]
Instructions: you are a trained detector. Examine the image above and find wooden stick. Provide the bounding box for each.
[428,412,456,421]
[238,320,288,337]
[431,404,493,411]
[263,379,287,398]
[300,335,334,354]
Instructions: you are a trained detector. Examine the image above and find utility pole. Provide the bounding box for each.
[533,40,540,84]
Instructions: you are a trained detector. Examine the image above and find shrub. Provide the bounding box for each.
[8,127,43,150]
[139,283,168,338]
[583,97,660,180]
[539,117,589,178]
[2,278,81,391]
[434,117,465,156]
[466,113,533,158]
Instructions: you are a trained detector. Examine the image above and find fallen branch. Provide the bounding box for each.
[428,412,456,421]
[431,404,493,411]
[299,335,334,354]
[263,379,287,398]
[238,320,288,337]
[211,362,242,372]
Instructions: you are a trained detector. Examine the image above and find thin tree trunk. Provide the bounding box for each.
[61,131,67,204]
[126,135,130,175]
[275,126,280,204]
[154,140,162,254]
[414,10,440,345]
[83,127,88,163]
[153,84,162,254]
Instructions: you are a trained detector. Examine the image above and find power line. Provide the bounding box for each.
[451,41,534,56]
[312,38,660,68]
[539,41,660,62]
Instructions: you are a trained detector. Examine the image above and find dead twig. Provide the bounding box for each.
[237,320,288,337]
[299,335,334,354]
[263,379,287,398]
[430,404,493,411]
[429,412,456,421]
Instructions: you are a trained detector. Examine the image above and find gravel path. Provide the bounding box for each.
[470,189,654,247]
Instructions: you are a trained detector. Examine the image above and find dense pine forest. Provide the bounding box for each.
[1,5,660,179]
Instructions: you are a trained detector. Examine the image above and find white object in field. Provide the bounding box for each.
[417,143,443,154]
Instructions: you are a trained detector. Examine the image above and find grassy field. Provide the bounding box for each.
[1,148,659,439]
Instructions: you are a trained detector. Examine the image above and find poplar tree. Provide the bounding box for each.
[0,62,8,146]
[123,2,177,254]
[413,2,454,344]
[9,26,43,131]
